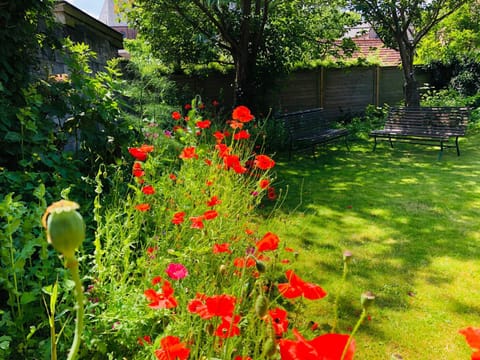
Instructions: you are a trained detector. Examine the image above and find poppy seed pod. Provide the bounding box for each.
[43,200,85,259]
[255,259,266,273]
[255,294,269,318]
[263,337,277,357]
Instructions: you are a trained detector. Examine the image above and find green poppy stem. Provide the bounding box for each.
[66,257,84,360]
[332,260,349,333]
[341,308,366,360]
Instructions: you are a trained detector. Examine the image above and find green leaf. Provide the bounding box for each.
[20,291,37,305]
[0,335,11,350]
[3,131,22,142]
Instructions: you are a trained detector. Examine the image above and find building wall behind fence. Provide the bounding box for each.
[171,66,431,118]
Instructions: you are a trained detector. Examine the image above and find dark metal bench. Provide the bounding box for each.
[370,106,470,157]
[278,108,349,160]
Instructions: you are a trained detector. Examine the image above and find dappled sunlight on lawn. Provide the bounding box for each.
[270,132,480,359]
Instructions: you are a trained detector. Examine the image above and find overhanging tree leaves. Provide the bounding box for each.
[124,0,358,108]
[350,0,469,107]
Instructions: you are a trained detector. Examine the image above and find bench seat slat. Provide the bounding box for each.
[278,108,349,159]
[369,106,470,156]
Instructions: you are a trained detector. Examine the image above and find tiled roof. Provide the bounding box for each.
[348,37,401,66]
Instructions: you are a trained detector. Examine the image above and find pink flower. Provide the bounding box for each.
[166,263,188,280]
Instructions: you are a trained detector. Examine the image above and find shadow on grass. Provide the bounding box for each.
[269,134,480,343]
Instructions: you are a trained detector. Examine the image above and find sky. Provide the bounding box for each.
[66,0,103,18]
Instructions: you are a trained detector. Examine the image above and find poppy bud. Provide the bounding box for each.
[343,250,353,263]
[255,294,268,318]
[361,291,375,310]
[255,259,266,273]
[219,264,227,275]
[42,200,85,259]
[263,337,276,357]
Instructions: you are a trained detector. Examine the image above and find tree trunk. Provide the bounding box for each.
[232,0,258,109]
[234,54,256,108]
[398,39,420,107]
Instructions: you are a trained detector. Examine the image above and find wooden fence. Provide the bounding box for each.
[171,66,430,118]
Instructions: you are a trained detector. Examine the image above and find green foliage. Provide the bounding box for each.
[122,39,181,124]
[126,0,359,107]
[346,104,389,138]
[0,188,74,359]
[350,0,468,106]
[1,38,141,203]
[417,3,480,64]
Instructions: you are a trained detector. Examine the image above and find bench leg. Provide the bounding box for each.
[372,137,377,152]
[388,136,394,148]
[438,141,444,160]
[455,137,460,156]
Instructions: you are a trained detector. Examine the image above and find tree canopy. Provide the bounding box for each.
[123,0,358,109]
[350,0,469,106]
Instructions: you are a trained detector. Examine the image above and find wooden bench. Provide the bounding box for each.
[370,106,470,157]
[278,108,349,159]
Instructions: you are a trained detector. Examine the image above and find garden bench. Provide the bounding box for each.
[278,108,349,160]
[370,106,470,157]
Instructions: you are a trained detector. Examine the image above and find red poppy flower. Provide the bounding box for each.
[234,129,251,140]
[256,232,280,252]
[279,329,354,360]
[207,196,221,207]
[137,335,152,346]
[187,293,213,319]
[144,280,178,309]
[213,243,232,254]
[172,111,182,120]
[154,335,190,360]
[212,99,219,107]
[277,270,327,300]
[203,210,218,220]
[188,293,236,319]
[135,203,151,212]
[259,179,270,189]
[129,147,148,161]
[142,185,155,195]
[196,119,211,129]
[190,216,205,229]
[206,294,236,317]
[140,144,154,153]
[179,146,198,160]
[232,105,254,123]
[215,315,241,338]
[265,307,289,337]
[233,257,256,268]
[229,120,244,129]
[224,155,247,174]
[215,143,231,158]
[254,154,275,170]
[171,212,186,225]
[184,103,192,110]
[459,327,480,359]
[268,187,277,200]
[234,357,252,360]
[213,131,226,142]
[169,173,177,181]
[132,162,145,177]
[204,158,212,166]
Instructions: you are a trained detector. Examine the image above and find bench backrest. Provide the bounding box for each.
[385,107,470,135]
[278,108,335,138]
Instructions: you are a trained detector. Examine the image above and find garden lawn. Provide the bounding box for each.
[266,133,480,359]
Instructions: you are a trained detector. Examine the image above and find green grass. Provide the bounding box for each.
[265,134,480,359]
